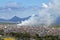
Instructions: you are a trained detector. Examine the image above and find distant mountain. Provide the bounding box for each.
[0,18,6,21]
[9,16,31,23]
[0,15,60,25]
[0,16,31,23]
[9,16,22,23]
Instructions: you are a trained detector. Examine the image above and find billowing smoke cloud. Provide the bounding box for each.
[17,0,60,27]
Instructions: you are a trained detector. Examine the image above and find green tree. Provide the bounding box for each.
[22,32,31,40]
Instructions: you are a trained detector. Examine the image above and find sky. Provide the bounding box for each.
[0,0,50,19]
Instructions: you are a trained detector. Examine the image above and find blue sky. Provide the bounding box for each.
[0,0,50,19]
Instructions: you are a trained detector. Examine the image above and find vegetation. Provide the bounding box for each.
[0,32,60,40]
[6,32,60,40]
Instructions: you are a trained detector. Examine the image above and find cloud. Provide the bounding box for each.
[6,2,20,8]
[42,3,48,8]
[0,2,22,12]
[18,0,60,27]
[0,16,6,19]
[0,2,41,13]
[0,2,41,19]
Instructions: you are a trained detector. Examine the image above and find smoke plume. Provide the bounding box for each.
[17,0,60,27]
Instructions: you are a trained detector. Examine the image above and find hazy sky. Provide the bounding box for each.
[0,0,49,19]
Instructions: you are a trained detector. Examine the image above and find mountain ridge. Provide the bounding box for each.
[0,16,31,23]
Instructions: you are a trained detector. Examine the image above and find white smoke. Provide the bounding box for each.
[18,14,40,26]
[17,0,60,27]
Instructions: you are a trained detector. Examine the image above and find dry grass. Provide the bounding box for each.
[3,37,15,40]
